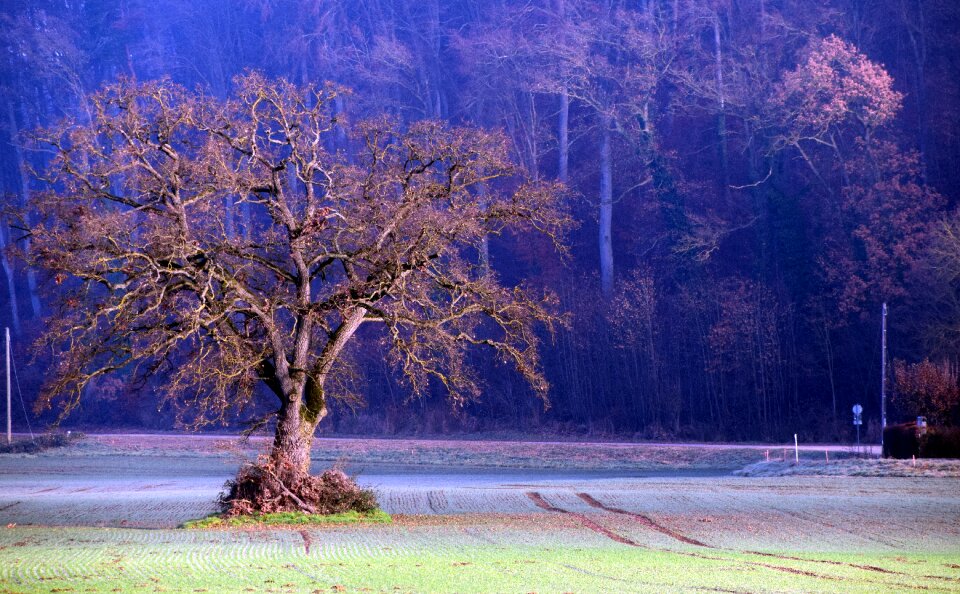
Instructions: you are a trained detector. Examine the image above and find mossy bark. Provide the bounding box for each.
[271,379,326,477]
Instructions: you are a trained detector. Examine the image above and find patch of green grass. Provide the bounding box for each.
[0,526,957,594]
[182,508,392,529]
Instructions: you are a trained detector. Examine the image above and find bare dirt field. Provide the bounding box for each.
[0,434,957,593]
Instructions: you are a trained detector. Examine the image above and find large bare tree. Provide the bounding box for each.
[26,74,568,508]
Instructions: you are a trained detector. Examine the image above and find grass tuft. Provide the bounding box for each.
[182,508,392,529]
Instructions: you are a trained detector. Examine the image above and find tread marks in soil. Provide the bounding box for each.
[575,492,712,548]
[525,491,639,547]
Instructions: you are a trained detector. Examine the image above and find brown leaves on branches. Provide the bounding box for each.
[26,73,570,437]
[773,34,902,149]
[893,359,960,426]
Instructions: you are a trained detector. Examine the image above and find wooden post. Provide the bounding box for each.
[881,303,888,451]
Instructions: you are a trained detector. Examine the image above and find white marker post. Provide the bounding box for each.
[794,434,799,464]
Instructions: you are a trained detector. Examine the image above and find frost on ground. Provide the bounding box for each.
[735,458,960,477]
[17,432,865,470]
[1,435,958,592]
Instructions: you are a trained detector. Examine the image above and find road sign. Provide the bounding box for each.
[853,403,863,453]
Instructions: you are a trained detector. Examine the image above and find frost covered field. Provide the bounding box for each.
[0,435,959,593]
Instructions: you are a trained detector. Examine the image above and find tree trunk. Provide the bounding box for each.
[224,196,235,239]
[0,222,21,335]
[558,87,569,183]
[271,386,326,476]
[477,182,491,276]
[599,114,614,298]
[7,100,42,318]
[902,0,929,184]
[713,14,731,205]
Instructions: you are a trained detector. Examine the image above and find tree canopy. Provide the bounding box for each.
[28,73,569,476]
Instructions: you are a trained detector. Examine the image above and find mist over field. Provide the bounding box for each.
[2,0,960,443]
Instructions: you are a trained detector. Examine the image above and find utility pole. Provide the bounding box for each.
[881,302,888,453]
[5,327,10,445]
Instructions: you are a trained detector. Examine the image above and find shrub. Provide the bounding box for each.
[883,423,919,459]
[884,424,960,459]
[0,432,82,454]
[920,427,960,459]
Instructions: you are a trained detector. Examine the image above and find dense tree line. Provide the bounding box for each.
[2,0,959,441]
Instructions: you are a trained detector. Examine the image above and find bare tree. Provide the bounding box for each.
[26,73,568,511]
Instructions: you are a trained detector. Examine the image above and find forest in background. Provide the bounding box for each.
[1,0,959,442]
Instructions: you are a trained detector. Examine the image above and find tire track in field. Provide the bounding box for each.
[573,492,951,589]
[576,492,712,548]
[746,550,898,574]
[768,505,905,549]
[668,548,941,591]
[526,491,639,546]
[744,551,960,586]
[426,490,447,513]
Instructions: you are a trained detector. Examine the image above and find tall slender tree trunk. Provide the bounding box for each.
[599,114,614,298]
[0,224,21,335]
[558,88,569,183]
[7,100,41,318]
[822,322,838,425]
[902,0,929,183]
[554,0,569,184]
[713,14,731,205]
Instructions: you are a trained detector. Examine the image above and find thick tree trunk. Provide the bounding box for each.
[270,384,326,476]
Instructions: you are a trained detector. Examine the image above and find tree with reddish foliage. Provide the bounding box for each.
[772,34,903,160]
[825,141,942,315]
[768,34,937,317]
[26,74,568,513]
[893,359,960,426]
